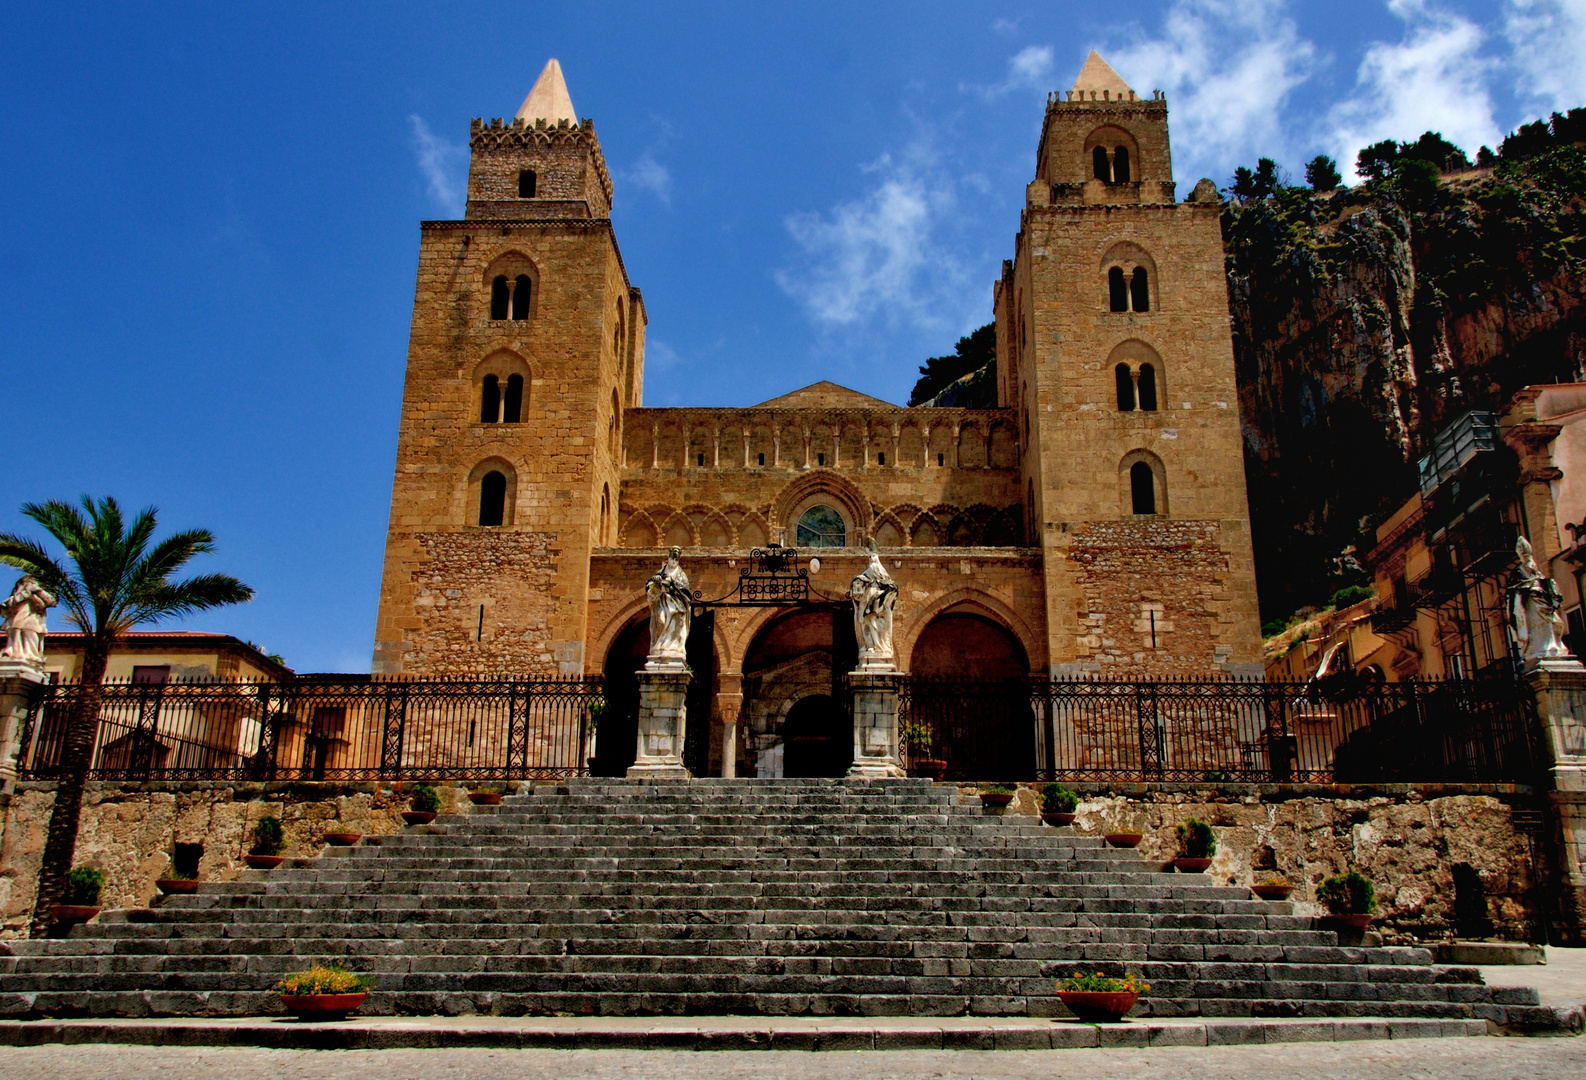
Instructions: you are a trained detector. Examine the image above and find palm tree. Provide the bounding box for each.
[0,496,253,937]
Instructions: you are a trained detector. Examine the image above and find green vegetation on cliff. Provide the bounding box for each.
[1226,113,1586,621]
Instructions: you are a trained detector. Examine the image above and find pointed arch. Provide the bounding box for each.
[897,589,1043,677]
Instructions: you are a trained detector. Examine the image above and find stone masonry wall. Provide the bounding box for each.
[980,783,1540,944]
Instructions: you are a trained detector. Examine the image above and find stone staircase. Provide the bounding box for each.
[0,779,1551,1024]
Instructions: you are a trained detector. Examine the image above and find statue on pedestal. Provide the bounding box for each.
[1510,536,1571,663]
[645,546,692,667]
[849,539,898,669]
[1,575,57,667]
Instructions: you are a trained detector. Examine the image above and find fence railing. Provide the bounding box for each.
[17,677,606,782]
[899,675,1537,785]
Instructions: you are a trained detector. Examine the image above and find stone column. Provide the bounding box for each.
[629,663,691,779]
[1526,657,1586,943]
[717,672,743,780]
[0,661,46,795]
[847,668,905,778]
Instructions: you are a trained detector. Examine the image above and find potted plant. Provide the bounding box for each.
[978,784,1016,809]
[1172,818,1217,872]
[244,816,287,870]
[323,828,362,846]
[51,865,105,924]
[1252,875,1294,901]
[276,964,375,1020]
[402,784,441,825]
[468,786,503,806]
[155,866,200,895]
[1040,783,1078,826]
[1317,871,1377,930]
[582,699,605,769]
[902,720,946,780]
[1103,827,1144,848]
[1056,971,1150,1023]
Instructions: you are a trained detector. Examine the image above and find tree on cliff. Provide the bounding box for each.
[0,496,252,937]
[908,323,996,406]
[1305,155,1342,192]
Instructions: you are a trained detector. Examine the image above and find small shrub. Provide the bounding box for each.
[165,866,197,881]
[1329,584,1375,609]
[62,865,104,906]
[1256,874,1290,887]
[1317,871,1377,915]
[250,816,286,856]
[583,699,606,732]
[981,784,1016,795]
[410,784,441,813]
[1041,783,1078,813]
[1203,770,1230,783]
[900,719,933,753]
[276,964,374,996]
[1175,819,1217,859]
[1058,971,1151,995]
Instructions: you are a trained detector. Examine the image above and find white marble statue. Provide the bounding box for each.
[849,539,899,668]
[1510,536,1571,663]
[645,546,692,666]
[1,575,57,666]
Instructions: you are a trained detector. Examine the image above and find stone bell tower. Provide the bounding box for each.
[372,59,645,676]
[995,51,1262,677]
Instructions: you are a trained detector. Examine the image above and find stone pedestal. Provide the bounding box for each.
[0,661,46,795]
[628,665,691,779]
[1524,657,1586,944]
[846,667,905,779]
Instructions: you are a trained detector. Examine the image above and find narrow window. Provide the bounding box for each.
[490,276,510,320]
[1115,364,1136,411]
[1093,146,1110,182]
[697,453,705,467]
[1137,364,1158,411]
[518,170,537,197]
[1113,146,1131,183]
[481,375,501,422]
[132,665,171,685]
[1108,267,1128,312]
[512,275,532,320]
[818,452,826,467]
[1130,461,1156,515]
[758,452,765,466]
[479,471,507,526]
[877,451,885,466]
[937,452,945,466]
[1131,267,1150,312]
[503,374,523,423]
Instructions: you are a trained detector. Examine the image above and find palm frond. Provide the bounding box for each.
[0,532,90,630]
[118,574,255,631]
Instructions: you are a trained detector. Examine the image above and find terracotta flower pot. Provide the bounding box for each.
[1104,831,1144,848]
[1058,989,1140,1023]
[1322,912,1374,930]
[244,854,285,870]
[1173,857,1213,873]
[323,832,361,846]
[1041,812,1076,827]
[467,793,503,806]
[155,878,200,894]
[401,810,437,825]
[909,759,948,781]
[1252,883,1294,901]
[50,904,101,924]
[278,991,370,1021]
[979,792,1015,809]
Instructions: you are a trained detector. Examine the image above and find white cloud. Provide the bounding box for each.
[1326,1,1502,179]
[645,339,683,372]
[776,149,975,333]
[1105,0,1317,182]
[622,153,673,206]
[1505,0,1586,113]
[408,115,466,215]
[991,17,1020,36]
[968,44,1054,99]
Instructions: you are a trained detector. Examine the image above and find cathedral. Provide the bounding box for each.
[372,53,1263,776]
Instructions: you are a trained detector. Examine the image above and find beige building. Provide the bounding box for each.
[371,54,1264,776]
[40,632,290,685]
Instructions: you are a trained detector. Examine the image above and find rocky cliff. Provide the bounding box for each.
[1227,141,1586,621]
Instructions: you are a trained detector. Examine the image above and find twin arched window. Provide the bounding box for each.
[490,275,532,321]
[1108,266,1150,312]
[1114,363,1158,411]
[480,374,524,423]
[1092,145,1132,184]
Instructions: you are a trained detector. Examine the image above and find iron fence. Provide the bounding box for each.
[899,675,1537,785]
[17,676,606,783]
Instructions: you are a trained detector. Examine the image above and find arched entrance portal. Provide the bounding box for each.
[907,611,1034,781]
[598,612,716,777]
[740,608,857,777]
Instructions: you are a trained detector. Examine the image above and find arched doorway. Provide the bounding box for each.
[783,694,849,778]
[907,611,1034,781]
[598,611,716,777]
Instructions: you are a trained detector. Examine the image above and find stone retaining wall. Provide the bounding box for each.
[972,783,1541,945]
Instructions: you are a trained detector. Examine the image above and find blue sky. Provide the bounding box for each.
[3,1,1582,672]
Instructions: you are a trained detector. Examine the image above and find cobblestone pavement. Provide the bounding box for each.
[5,1039,1585,1080]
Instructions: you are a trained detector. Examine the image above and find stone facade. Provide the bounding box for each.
[370,58,1264,774]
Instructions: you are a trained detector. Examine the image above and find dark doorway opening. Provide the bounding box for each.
[783,694,849,777]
